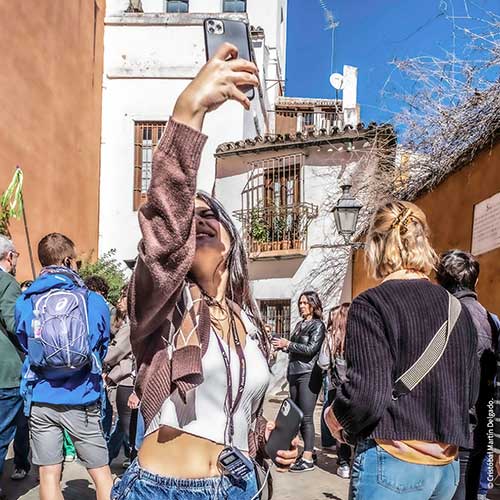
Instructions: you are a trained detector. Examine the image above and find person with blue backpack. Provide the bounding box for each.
[15,233,113,500]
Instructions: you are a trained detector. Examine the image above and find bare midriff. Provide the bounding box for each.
[139,427,225,478]
[138,426,247,479]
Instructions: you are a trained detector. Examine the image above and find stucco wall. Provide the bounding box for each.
[0,0,105,280]
[216,144,374,327]
[100,1,287,261]
[352,142,500,312]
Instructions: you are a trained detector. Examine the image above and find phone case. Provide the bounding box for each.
[203,18,255,100]
[265,398,303,466]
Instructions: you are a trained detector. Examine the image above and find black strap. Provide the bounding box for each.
[213,308,247,444]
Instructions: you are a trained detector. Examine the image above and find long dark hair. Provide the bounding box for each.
[194,192,268,349]
[326,303,350,356]
[113,282,129,333]
[298,290,323,320]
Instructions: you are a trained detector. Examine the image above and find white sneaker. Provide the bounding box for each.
[10,468,28,480]
[337,465,351,479]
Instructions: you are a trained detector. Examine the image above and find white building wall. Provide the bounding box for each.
[100,0,288,261]
[216,149,366,331]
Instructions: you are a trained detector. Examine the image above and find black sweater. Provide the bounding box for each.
[333,279,480,448]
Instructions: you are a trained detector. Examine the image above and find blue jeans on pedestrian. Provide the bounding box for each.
[349,439,460,500]
[0,387,30,476]
[478,452,490,494]
[111,458,258,500]
[321,376,336,448]
[134,410,145,452]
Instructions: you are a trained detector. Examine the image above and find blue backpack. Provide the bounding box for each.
[28,287,91,380]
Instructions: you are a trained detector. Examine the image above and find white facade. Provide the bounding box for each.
[99,0,288,261]
[215,145,374,329]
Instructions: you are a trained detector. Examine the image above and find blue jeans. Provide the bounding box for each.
[0,387,30,476]
[349,440,460,500]
[111,458,258,500]
[134,410,145,452]
[321,377,336,448]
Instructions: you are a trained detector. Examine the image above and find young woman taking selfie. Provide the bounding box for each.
[111,43,298,500]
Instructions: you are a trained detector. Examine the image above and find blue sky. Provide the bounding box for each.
[286,0,499,125]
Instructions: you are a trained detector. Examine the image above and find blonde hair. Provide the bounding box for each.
[365,200,437,279]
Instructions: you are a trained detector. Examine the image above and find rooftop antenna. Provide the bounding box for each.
[319,0,340,75]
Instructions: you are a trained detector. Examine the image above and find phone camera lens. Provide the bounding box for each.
[208,20,214,25]
[208,27,214,33]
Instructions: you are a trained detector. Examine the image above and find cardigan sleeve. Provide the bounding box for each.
[128,119,207,363]
[332,298,394,438]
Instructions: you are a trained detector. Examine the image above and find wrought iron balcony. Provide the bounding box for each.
[235,203,318,259]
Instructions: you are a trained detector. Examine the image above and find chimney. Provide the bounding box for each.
[342,65,360,128]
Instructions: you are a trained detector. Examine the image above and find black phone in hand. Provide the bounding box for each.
[265,398,303,466]
[203,18,255,100]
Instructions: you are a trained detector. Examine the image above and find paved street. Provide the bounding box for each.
[2,396,499,499]
[2,396,350,500]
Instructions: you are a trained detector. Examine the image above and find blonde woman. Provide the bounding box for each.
[325,201,479,500]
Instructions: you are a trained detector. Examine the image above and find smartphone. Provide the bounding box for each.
[265,398,303,466]
[203,18,255,101]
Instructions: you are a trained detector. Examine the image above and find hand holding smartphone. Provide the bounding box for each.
[265,398,303,467]
[204,18,256,101]
[172,20,258,130]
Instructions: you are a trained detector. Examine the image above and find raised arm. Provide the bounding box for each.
[128,43,259,353]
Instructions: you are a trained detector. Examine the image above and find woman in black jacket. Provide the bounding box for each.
[273,290,326,472]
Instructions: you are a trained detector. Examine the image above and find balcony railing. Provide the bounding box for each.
[235,203,318,258]
[273,109,343,135]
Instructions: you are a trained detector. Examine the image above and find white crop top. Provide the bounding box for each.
[146,311,270,451]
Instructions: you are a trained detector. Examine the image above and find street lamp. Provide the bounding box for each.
[331,182,363,243]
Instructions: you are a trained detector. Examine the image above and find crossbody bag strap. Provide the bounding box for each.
[392,293,462,401]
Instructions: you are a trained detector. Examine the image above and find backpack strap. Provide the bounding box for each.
[392,293,462,401]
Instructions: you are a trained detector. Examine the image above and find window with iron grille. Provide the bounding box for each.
[260,300,291,338]
[264,160,301,209]
[165,0,188,12]
[133,121,166,210]
[223,0,246,12]
[236,153,319,255]
[262,156,301,248]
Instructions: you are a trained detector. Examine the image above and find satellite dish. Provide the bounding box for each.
[329,73,344,90]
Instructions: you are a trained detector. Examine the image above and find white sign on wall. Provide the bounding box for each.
[471,192,500,256]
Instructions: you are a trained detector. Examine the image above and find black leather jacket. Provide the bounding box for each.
[287,318,326,376]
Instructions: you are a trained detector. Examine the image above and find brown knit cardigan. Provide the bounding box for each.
[128,119,268,458]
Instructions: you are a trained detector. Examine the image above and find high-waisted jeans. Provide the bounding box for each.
[349,439,460,500]
[111,458,258,500]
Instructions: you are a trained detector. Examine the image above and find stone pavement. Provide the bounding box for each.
[2,396,500,499]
